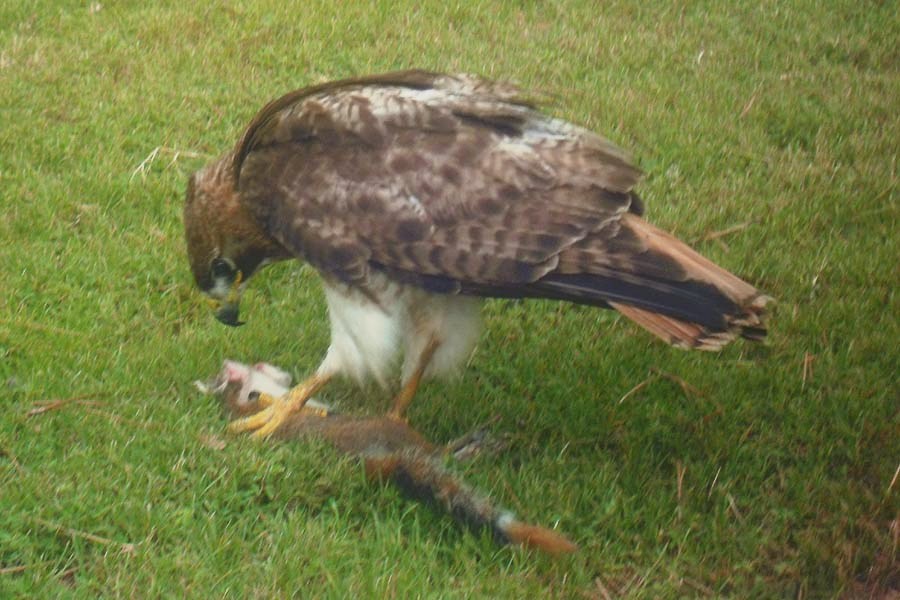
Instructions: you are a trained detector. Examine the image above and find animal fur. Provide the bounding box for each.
[197,360,577,555]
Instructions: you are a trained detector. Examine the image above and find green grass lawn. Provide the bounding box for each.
[1,1,897,597]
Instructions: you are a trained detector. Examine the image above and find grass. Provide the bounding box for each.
[1,0,897,596]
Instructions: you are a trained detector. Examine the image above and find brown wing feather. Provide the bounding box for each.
[233,70,537,182]
[234,72,768,346]
[235,74,640,288]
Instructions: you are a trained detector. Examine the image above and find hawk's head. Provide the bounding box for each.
[183,155,289,326]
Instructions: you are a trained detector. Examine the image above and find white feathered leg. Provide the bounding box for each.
[390,293,482,420]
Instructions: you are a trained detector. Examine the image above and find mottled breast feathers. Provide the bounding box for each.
[232,70,645,295]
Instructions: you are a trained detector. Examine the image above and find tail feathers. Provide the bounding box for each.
[611,300,766,351]
[497,513,578,554]
[612,215,772,348]
[364,450,575,555]
[541,214,772,350]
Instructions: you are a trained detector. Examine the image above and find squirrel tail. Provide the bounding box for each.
[364,451,577,555]
[496,514,579,554]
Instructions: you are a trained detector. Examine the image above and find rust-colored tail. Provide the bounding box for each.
[609,215,771,349]
[507,212,771,351]
[364,451,576,555]
[499,516,578,554]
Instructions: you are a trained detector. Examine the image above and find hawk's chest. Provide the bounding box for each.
[318,272,481,388]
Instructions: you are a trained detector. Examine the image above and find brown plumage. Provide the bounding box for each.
[184,70,770,437]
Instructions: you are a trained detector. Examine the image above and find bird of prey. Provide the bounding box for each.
[184,70,770,438]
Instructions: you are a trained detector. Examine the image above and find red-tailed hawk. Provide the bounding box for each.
[184,70,770,438]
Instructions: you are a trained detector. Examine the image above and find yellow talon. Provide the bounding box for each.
[226,372,334,440]
[255,392,275,409]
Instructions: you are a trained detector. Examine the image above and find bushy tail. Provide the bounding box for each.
[496,514,579,554]
[364,451,577,555]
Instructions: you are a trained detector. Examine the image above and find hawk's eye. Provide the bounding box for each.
[210,258,235,280]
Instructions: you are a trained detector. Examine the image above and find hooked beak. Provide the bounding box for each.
[214,301,244,327]
[210,271,245,327]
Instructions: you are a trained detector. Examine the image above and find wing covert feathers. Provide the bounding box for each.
[232,70,769,350]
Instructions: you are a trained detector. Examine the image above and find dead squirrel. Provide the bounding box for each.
[197,360,577,555]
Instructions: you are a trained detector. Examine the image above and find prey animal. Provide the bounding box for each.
[197,360,577,555]
[184,70,770,438]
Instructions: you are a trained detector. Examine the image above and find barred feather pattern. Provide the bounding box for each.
[189,69,768,352]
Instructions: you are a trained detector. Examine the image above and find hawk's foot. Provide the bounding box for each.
[388,336,440,422]
[227,372,332,439]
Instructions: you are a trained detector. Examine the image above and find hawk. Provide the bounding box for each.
[184,70,770,438]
